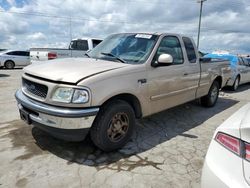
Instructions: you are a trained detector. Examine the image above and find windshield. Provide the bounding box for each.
[87,33,158,64]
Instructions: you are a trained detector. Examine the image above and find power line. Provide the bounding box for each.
[0,10,149,25]
[1,9,248,36]
[1,10,249,34]
[0,9,201,27]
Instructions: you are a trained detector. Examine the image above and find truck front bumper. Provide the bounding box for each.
[15,89,99,141]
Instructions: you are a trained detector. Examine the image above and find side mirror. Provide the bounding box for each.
[158,54,173,65]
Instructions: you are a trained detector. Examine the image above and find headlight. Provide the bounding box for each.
[52,88,89,104]
[52,88,74,103]
[72,89,89,103]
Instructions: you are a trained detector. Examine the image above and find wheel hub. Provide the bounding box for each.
[211,86,218,102]
[107,113,129,142]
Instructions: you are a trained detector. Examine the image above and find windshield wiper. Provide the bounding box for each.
[101,52,126,64]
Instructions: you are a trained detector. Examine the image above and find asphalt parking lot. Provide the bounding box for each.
[0,69,250,188]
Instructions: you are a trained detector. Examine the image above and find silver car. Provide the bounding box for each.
[0,50,31,69]
[227,56,250,91]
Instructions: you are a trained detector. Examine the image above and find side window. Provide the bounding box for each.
[77,40,89,51]
[247,58,250,65]
[154,36,184,65]
[25,52,30,56]
[242,58,249,66]
[18,51,27,56]
[92,39,102,48]
[7,51,17,55]
[183,37,197,63]
[70,41,77,50]
[238,57,244,65]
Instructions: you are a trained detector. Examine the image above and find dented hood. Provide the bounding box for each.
[25,58,128,83]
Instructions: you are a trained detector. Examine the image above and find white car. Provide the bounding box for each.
[0,50,31,69]
[201,103,250,188]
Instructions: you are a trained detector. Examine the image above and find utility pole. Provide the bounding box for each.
[197,0,206,50]
[69,16,72,42]
[69,16,73,57]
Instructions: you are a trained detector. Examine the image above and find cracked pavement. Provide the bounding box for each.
[0,69,250,188]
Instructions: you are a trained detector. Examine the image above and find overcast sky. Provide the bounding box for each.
[0,0,249,54]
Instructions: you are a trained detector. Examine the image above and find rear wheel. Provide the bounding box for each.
[231,76,240,91]
[4,61,15,69]
[90,100,135,152]
[201,81,219,107]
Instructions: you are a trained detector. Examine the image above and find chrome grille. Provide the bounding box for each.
[22,78,48,99]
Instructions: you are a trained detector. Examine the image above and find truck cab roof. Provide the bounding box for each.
[71,38,102,41]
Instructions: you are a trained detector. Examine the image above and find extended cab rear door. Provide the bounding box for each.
[182,37,200,99]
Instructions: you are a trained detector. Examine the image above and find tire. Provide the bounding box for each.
[201,81,219,107]
[4,60,15,69]
[231,76,240,91]
[90,100,135,152]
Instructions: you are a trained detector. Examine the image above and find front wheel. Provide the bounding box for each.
[201,81,219,107]
[90,100,135,152]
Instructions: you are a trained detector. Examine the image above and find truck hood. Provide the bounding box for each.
[24,58,128,83]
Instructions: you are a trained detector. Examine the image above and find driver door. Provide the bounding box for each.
[147,35,191,115]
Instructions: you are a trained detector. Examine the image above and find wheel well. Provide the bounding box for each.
[214,76,222,88]
[236,74,241,81]
[102,94,142,118]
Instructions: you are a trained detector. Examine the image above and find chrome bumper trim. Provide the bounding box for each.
[29,112,95,129]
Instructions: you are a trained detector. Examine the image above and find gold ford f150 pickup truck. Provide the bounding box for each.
[15,33,231,151]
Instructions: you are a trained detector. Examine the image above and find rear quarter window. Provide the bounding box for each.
[183,37,197,63]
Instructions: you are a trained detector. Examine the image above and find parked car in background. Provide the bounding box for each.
[246,57,250,65]
[204,53,250,91]
[30,38,102,62]
[15,32,231,151]
[0,50,30,69]
[198,51,208,58]
[201,103,250,188]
